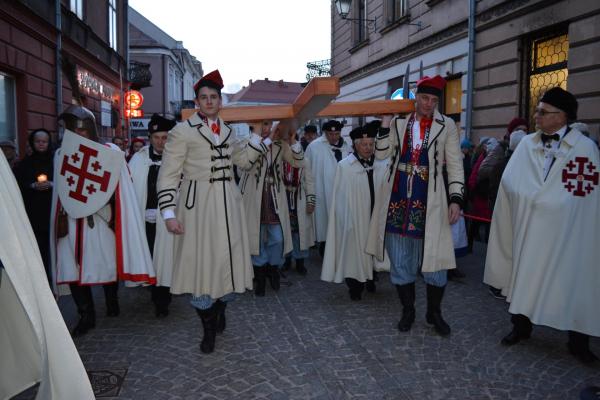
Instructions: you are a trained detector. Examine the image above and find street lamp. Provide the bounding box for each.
[334,0,351,18]
[334,0,377,31]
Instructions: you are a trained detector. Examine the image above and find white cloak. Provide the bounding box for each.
[128,146,175,287]
[50,144,155,293]
[305,136,352,242]
[484,128,600,336]
[0,152,94,400]
[321,154,390,283]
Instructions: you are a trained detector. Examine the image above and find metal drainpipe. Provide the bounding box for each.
[465,0,476,140]
[123,0,129,140]
[55,0,63,141]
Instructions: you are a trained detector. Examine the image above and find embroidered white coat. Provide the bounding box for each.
[321,154,390,283]
[128,146,175,287]
[305,136,352,242]
[239,140,304,257]
[284,160,316,251]
[156,113,266,298]
[484,128,600,336]
[366,111,465,273]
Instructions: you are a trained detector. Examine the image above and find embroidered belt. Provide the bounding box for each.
[397,162,429,181]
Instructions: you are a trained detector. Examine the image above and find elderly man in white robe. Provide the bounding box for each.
[129,113,177,317]
[305,120,352,256]
[321,122,388,300]
[485,87,600,364]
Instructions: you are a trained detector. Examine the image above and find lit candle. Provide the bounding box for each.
[37,174,48,183]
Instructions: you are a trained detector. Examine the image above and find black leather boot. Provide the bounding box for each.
[253,266,266,297]
[295,258,307,276]
[103,282,120,317]
[396,283,416,332]
[152,286,172,317]
[215,300,227,334]
[568,331,598,364]
[196,303,218,354]
[426,284,451,336]
[501,314,532,345]
[70,284,96,337]
[345,278,364,301]
[282,256,292,271]
[268,264,280,291]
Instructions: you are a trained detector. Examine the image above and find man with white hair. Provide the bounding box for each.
[485,87,600,364]
[321,122,388,300]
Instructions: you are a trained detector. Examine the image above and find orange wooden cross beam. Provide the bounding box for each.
[180,76,414,122]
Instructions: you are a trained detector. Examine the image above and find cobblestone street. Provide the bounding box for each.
[46,244,599,399]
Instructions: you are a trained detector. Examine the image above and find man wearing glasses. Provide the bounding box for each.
[485,87,600,364]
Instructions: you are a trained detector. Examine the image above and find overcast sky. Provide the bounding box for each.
[129,0,332,93]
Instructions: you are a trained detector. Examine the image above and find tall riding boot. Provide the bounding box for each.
[253,266,266,297]
[568,331,598,364]
[196,303,218,354]
[501,314,532,345]
[426,284,451,336]
[103,282,120,317]
[345,278,364,301]
[319,242,326,258]
[152,286,172,317]
[70,284,96,337]
[395,283,416,332]
[282,256,291,271]
[268,264,280,291]
[215,300,227,334]
[295,258,307,276]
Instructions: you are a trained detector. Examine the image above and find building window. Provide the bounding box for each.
[0,73,17,145]
[527,31,568,127]
[108,0,118,51]
[353,0,368,44]
[70,0,83,19]
[444,77,462,119]
[386,0,408,24]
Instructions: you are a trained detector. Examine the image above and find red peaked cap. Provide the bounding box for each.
[416,75,446,97]
[193,70,224,95]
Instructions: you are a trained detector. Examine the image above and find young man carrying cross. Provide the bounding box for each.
[157,70,275,353]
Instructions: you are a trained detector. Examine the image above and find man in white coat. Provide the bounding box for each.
[157,70,271,354]
[367,76,464,337]
[129,113,177,317]
[305,120,352,256]
[50,106,155,337]
[239,120,304,295]
[485,87,600,364]
[0,151,95,400]
[321,123,388,300]
[282,133,316,276]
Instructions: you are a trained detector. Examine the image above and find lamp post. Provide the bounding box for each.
[334,0,377,31]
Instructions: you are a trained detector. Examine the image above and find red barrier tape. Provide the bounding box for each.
[463,213,492,223]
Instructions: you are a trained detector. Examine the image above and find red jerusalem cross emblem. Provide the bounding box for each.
[561,157,599,197]
[60,144,111,203]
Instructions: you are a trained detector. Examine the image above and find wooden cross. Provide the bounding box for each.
[180,77,415,123]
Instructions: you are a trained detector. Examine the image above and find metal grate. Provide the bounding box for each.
[527,33,569,128]
[306,59,331,81]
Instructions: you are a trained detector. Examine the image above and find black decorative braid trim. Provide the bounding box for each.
[157,189,176,209]
[248,142,264,154]
[293,155,304,161]
[377,128,390,137]
[209,177,232,183]
[449,194,464,210]
[376,145,390,151]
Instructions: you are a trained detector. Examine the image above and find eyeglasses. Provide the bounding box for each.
[534,108,561,116]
